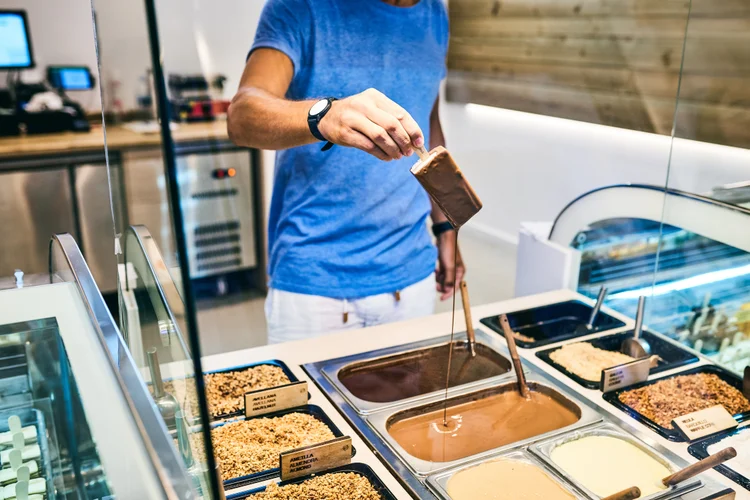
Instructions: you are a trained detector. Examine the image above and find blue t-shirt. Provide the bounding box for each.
[252,0,448,299]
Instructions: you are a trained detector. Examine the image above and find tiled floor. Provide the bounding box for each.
[196,229,517,357]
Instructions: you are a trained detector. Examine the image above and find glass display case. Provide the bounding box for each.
[531,184,750,374]
[0,233,199,499]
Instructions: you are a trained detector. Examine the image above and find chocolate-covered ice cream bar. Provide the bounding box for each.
[411,146,482,228]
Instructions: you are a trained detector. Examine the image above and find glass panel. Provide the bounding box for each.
[655,0,750,374]
[92,0,220,494]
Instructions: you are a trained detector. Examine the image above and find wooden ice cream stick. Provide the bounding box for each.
[414,145,429,160]
[662,447,736,486]
[459,281,476,357]
[499,314,530,398]
[601,486,641,500]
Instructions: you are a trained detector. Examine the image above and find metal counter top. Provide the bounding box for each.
[197,289,744,499]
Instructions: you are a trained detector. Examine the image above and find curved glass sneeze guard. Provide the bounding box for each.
[550,185,750,375]
[0,233,197,499]
[122,225,213,495]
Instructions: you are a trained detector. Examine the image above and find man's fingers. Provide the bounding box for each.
[351,116,402,160]
[376,97,424,149]
[347,129,391,161]
[365,106,413,156]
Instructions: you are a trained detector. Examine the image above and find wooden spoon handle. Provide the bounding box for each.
[459,281,476,351]
[601,486,641,500]
[663,447,737,486]
[499,314,529,398]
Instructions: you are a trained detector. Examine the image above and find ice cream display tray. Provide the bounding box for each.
[536,330,699,390]
[531,422,701,500]
[480,300,626,349]
[0,405,54,499]
[317,330,517,414]
[212,404,351,489]
[225,463,397,500]
[602,365,750,442]
[426,448,587,500]
[688,425,750,491]
[365,374,602,477]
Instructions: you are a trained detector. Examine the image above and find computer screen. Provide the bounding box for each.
[48,66,94,91]
[0,11,34,70]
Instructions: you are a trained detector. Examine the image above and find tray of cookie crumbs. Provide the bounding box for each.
[162,360,303,422]
[225,463,397,500]
[204,360,303,421]
[212,404,352,489]
[602,365,750,441]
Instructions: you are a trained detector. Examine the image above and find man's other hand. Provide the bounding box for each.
[318,88,425,161]
[435,230,465,301]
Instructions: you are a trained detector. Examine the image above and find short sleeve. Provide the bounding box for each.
[249,0,313,79]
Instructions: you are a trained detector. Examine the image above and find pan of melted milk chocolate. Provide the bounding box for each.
[388,382,580,462]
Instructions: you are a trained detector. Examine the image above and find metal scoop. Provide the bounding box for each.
[621,296,652,358]
[587,286,608,330]
[147,348,180,429]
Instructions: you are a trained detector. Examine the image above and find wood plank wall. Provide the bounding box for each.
[447,0,750,149]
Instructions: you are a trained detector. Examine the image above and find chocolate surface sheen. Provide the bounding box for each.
[411,146,482,228]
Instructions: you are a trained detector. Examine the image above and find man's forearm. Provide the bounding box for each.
[227,87,318,150]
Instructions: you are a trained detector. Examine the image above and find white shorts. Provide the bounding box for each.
[265,273,436,344]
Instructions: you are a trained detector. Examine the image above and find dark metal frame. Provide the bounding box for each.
[141,0,222,496]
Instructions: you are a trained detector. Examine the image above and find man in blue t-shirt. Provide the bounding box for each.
[228,0,463,343]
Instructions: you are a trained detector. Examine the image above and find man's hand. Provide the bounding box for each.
[436,230,465,301]
[318,88,425,161]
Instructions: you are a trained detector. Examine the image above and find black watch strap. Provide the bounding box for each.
[308,97,337,151]
[432,221,455,237]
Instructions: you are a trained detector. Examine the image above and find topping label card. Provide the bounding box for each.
[244,381,308,418]
[280,436,352,481]
[600,357,652,393]
[673,405,738,441]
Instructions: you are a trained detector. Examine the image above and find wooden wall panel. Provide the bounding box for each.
[447,0,750,149]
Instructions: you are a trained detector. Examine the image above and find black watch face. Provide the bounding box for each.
[309,99,329,117]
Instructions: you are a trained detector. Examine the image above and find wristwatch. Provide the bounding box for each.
[308,97,337,151]
[432,221,455,237]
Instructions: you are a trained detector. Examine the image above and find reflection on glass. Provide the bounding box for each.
[657,0,750,375]
[122,225,212,494]
[0,319,112,498]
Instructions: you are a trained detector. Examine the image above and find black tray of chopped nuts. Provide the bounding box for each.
[602,365,750,441]
[226,463,397,500]
[205,359,304,421]
[213,404,352,489]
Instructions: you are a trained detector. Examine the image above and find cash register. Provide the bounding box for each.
[0,9,92,136]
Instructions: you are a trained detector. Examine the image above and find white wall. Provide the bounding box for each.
[93,0,262,112]
[0,0,101,111]
[442,102,750,244]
